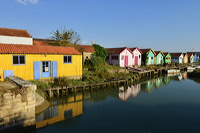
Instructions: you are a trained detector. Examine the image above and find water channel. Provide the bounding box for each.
[35,72,200,133]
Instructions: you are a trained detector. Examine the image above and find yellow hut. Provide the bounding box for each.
[0,28,82,81]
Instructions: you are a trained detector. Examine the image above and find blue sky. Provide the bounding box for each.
[1,0,200,52]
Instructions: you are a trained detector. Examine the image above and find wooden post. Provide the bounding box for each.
[49,90,52,98]
[57,89,59,97]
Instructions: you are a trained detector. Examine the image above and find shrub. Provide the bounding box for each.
[31,80,51,90]
[53,77,68,87]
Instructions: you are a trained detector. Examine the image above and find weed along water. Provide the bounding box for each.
[35,73,200,133]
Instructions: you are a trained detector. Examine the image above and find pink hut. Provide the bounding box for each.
[106,47,133,67]
[129,47,143,66]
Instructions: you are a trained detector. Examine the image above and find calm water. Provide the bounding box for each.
[36,73,200,133]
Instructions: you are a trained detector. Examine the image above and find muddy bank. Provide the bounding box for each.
[35,93,50,115]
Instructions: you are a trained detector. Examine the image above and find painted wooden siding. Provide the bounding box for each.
[193,54,198,62]
[146,51,155,65]
[132,49,141,66]
[0,54,82,81]
[172,54,184,63]
[165,54,172,64]
[0,35,33,45]
[120,49,133,67]
[155,53,164,65]
[188,55,194,63]
[184,54,188,63]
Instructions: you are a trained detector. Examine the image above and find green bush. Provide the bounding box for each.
[53,77,68,87]
[36,89,46,98]
[31,80,51,90]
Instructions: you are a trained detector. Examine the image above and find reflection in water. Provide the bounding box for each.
[118,72,189,101]
[119,84,141,101]
[35,72,200,133]
[169,72,188,81]
[36,94,84,129]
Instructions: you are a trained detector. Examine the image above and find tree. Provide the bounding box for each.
[50,27,81,46]
[92,44,108,61]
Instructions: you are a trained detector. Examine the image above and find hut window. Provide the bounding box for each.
[13,55,25,65]
[64,55,72,64]
[111,56,118,60]
[121,56,124,60]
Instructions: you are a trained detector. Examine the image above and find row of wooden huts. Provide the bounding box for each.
[105,47,199,67]
[0,27,199,81]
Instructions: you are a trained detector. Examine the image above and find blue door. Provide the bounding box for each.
[52,61,58,78]
[34,61,41,79]
[42,61,51,78]
[4,70,14,79]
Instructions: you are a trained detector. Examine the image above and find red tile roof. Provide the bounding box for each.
[107,47,133,54]
[170,53,183,57]
[33,40,51,46]
[0,44,81,55]
[0,28,32,38]
[75,45,95,53]
[129,47,143,54]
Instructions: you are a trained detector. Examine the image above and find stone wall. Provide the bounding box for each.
[0,76,36,132]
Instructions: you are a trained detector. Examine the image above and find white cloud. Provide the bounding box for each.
[16,0,39,5]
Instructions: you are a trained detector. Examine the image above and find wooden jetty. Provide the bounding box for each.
[43,66,188,98]
[43,79,130,98]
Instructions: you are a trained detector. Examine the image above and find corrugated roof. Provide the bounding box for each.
[0,44,81,55]
[0,28,32,38]
[107,47,132,54]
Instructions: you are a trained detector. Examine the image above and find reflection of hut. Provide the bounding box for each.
[178,74,183,81]
[182,72,188,80]
[119,84,141,101]
[36,94,83,129]
[155,77,163,88]
[163,77,170,84]
[141,79,155,93]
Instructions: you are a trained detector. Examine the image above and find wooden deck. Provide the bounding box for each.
[43,79,130,97]
[43,66,188,98]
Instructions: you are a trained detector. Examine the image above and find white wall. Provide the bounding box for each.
[179,55,184,63]
[172,54,184,63]
[0,35,33,45]
[120,49,133,67]
[132,49,142,65]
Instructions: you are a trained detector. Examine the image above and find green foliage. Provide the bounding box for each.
[31,80,51,90]
[50,26,81,46]
[36,89,46,98]
[142,54,148,66]
[82,68,110,83]
[53,77,68,87]
[194,69,200,73]
[92,44,108,61]
[84,56,104,69]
